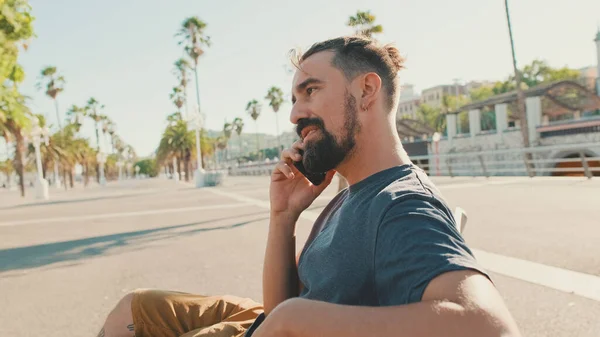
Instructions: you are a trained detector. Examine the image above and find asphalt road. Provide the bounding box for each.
[1,175,599,337]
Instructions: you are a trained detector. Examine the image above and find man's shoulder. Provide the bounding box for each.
[369,165,449,217]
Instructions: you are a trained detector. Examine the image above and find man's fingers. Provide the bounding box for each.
[291,140,305,151]
[274,162,295,179]
[280,148,302,162]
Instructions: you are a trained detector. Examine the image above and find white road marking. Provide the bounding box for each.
[209,186,600,302]
[435,179,524,190]
[207,189,322,221]
[0,203,252,227]
[473,249,600,302]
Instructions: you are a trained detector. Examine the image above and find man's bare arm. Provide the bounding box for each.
[262,212,301,316]
[263,270,521,337]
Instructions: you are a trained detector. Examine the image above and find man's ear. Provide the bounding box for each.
[360,72,382,110]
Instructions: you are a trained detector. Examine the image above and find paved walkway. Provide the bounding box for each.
[0,175,599,336]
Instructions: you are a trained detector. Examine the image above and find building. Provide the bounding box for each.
[396,98,421,119]
[420,84,467,109]
[578,65,597,91]
[464,80,495,92]
[398,84,419,100]
[595,29,600,95]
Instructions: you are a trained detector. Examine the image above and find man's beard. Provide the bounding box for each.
[296,90,360,173]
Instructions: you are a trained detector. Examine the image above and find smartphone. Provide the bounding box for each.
[293,150,328,186]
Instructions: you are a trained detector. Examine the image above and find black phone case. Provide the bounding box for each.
[293,150,327,186]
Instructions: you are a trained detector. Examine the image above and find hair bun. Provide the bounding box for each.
[385,44,405,73]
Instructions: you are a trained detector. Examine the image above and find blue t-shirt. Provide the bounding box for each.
[246,164,489,335]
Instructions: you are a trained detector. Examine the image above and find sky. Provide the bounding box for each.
[16,0,600,157]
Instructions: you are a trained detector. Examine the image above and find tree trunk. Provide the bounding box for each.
[42,158,49,180]
[184,149,191,182]
[504,0,533,175]
[13,130,26,197]
[194,65,201,108]
[176,156,182,178]
[275,113,281,157]
[63,169,68,190]
[95,121,101,183]
[84,162,89,187]
[255,121,260,159]
[3,141,10,189]
[239,134,243,159]
[69,168,74,188]
[54,98,62,130]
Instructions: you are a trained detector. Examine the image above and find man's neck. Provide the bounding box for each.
[336,123,412,186]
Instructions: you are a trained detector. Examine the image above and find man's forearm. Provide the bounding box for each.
[279,298,519,337]
[262,212,300,316]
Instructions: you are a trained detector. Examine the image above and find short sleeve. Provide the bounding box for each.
[374,197,490,306]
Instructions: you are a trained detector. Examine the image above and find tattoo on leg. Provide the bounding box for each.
[97,328,105,337]
[127,323,135,332]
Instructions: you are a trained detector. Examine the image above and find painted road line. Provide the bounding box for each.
[210,187,600,302]
[207,189,321,221]
[436,179,525,190]
[473,249,600,302]
[0,203,252,227]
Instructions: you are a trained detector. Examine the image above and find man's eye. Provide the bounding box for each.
[307,87,316,95]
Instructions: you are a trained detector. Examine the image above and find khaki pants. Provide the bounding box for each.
[131,289,263,337]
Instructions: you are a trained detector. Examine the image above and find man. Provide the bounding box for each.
[98,36,522,337]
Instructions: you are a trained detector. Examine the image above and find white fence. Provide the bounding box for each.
[229,142,600,179]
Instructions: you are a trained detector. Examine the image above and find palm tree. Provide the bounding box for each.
[157,119,196,181]
[101,116,114,153]
[347,10,383,37]
[32,114,62,180]
[222,121,233,161]
[170,86,186,113]
[265,86,284,154]
[0,128,13,189]
[504,0,533,175]
[246,100,262,157]
[173,58,192,115]
[66,104,85,132]
[108,125,118,154]
[36,66,65,129]
[167,112,183,123]
[0,89,31,196]
[233,117,244,158]
[86,97,105,183]
[86,98,104,152]
[73,138,96,187]
[215,135,229,166]
[176,16,211,114]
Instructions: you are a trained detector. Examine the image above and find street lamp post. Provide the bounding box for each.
[117,161,124,181]
[97,152,107,186]
[126,162,133,179]
[172,156,179,182]
[432,132,441,176]
[188,106,205,188]
[30,117,50,200]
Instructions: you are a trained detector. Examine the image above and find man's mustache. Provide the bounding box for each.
[296,118,325,138]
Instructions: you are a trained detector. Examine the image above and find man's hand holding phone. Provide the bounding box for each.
[270,140,336,218]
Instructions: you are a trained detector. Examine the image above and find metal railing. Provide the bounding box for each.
[412,142,600,178]
[228,142,600,179]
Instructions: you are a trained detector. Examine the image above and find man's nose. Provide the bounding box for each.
[290,103,310,125]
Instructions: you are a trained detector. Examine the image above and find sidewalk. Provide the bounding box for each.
[0,179,174,209]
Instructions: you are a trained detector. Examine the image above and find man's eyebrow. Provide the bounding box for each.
[295,77,324,93]
[292,77,324,104]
